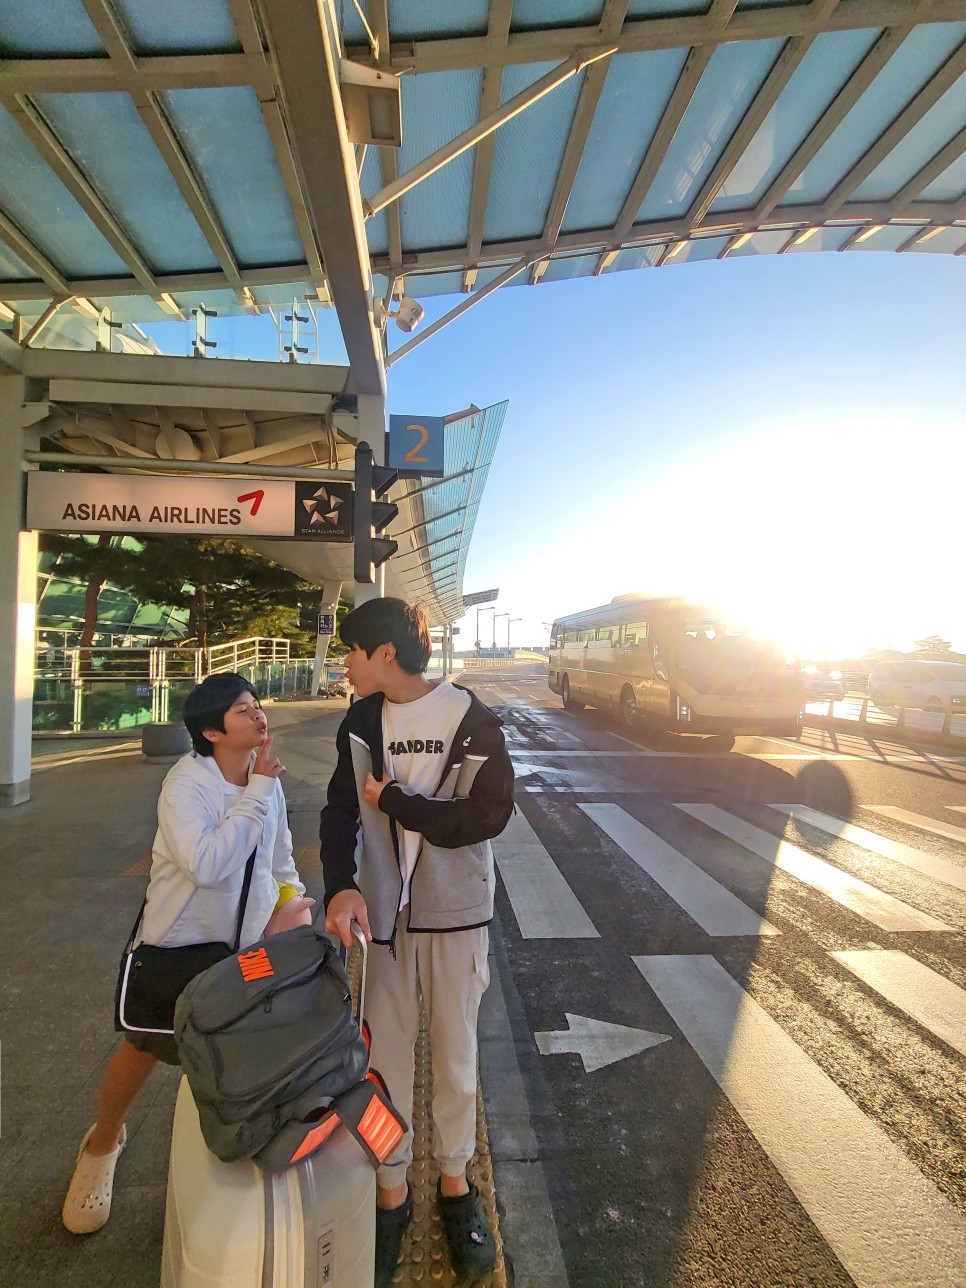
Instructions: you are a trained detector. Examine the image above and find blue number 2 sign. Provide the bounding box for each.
[388,414,445,478]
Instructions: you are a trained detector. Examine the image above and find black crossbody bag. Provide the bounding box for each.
[114,849,256,1036]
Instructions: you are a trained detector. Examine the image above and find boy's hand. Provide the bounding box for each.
[253,735,285,778]
[263,895,315,936]
[364,771,393,807]
[324,889,372,946]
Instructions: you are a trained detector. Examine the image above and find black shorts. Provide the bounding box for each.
[123,1029,180,1066]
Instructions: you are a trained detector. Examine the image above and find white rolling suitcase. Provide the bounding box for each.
[161,927,378,1287]
[160,1076,375,1288]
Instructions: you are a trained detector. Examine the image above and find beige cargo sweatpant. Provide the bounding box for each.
[365,912,490,1187]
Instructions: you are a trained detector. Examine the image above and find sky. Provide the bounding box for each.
[144,249,966,659]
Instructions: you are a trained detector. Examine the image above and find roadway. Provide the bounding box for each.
[458,664,966,1288]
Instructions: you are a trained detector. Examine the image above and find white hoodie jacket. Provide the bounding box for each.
[139,751,305,951]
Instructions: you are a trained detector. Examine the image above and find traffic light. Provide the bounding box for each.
[353,443,399,582]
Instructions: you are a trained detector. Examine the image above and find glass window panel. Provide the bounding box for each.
[787,22,966,205]
[671,234,731,262]
[627,1,709,14]
[639,38,785,221]
[389,0,490,39]
[563,49,689,233]
[919,149,966,201]
[513,0,604,28]
[0,1,104,55]
[609,244,666,272]
[854,70,966,199]
[0,104,129,277]
[485,62,586,241]
[35,92,218,274]
[849,224,919,251]
[402,271,465,297]
[112,0,240,53]
[710,29,882,214]
[398,70,482,251]
[162,88,304,266]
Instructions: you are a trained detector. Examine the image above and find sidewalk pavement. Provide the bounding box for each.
[0,698,558,1287]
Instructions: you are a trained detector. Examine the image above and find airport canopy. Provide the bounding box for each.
[0,0,964,345]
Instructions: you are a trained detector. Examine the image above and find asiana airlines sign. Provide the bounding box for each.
[25,472,354,542]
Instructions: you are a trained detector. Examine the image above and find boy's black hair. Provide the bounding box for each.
[183,672,259,756]
[339,597,431,675]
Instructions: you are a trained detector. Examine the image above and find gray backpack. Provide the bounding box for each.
[174,924,405,1172]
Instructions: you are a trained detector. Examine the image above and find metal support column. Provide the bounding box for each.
[0,374,38,806]
[354,392,388,607]
[312,581,342,696]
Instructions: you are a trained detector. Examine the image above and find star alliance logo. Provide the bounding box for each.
[302,485,343,527]
[293,481,353,541]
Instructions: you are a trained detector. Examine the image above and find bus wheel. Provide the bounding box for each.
[620,686,638,728]
[562,676,584,711]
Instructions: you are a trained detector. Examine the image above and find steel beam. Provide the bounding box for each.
[262,0,385,397]
[344,2,965,72]
[364,49,616,221]
[369,0,405,297]
[24,450,354,482]
[463,0,513,292]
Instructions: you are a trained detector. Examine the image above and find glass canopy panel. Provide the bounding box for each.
[398,71,482,251]
[709,29,882,214]
[562,49,689,233]
[162,88,304,267]
[725,228,794,257]
[112,0,241,53]
[919,151,966,201]
[852,70,966,200]
[0,104,128,277]
[401,271,465,297]
[388,0,490,40]
[671,235,731,262]
[848,224,921,251]
[484,62,585,241]
[360,150,389,257]
[907,225,966,253]
[786,22,966,205]
[512,0,605,29]
[0,241,39,280]
[638,38,785,221]
[473,262,519,288]
[782,224,857,252]
[736,0,805,9]
[541,252,606,281]
[626,1,709,14]
[35,92,219,274]
[608,244,666,270]
[0,0,105,55]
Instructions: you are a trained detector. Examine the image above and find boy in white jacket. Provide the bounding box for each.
[62,672,313,1235]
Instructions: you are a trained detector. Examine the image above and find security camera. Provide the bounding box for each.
[392,297,424,333]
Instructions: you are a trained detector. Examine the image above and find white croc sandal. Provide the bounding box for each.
[61,1123,127,1234]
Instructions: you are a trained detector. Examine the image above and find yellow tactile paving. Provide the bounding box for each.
[350,957,508,1287]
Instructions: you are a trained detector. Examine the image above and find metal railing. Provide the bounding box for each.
[32,637,313,734]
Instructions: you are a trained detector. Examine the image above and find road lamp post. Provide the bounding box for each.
[476,605,495,659]
[508,617,521,652]
[494,612,508,655]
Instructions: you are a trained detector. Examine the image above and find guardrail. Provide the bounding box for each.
[32,638,314,734]
[805,692,966,748]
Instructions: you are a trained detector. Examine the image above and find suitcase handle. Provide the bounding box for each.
[350,920,367,1033]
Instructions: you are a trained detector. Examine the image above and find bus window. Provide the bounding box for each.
[622,622,647,646]
[595,626,616,646]
[564,628,580,645]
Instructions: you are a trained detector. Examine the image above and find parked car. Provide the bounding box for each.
[804,666,847,700]
[869,660,966,712]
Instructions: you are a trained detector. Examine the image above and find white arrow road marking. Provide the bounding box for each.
[493,811,599,938]
[534,1013,671,1073]
[634,954,966,1287]
[680,805,954,933]
[831,949,966,1059]
[772,805,966,895]
[580,803,781,937]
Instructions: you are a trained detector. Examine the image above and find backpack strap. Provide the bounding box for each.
[125,848,257,950]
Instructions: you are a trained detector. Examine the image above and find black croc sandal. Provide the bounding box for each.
[375,1185,413,1288]
[437,1181,496,1284]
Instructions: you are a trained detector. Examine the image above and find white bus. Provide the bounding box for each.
[549,595,804,738]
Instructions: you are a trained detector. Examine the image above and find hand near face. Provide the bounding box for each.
[253,734,285,778]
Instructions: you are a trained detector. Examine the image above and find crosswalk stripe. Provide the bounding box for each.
[493,810,600,939]
[830,950,966,1059]
[771,805,966,895]
[866,805,966,849]
[633,954,966,1287]
[680,805,953,933]
[579,803,780,937]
